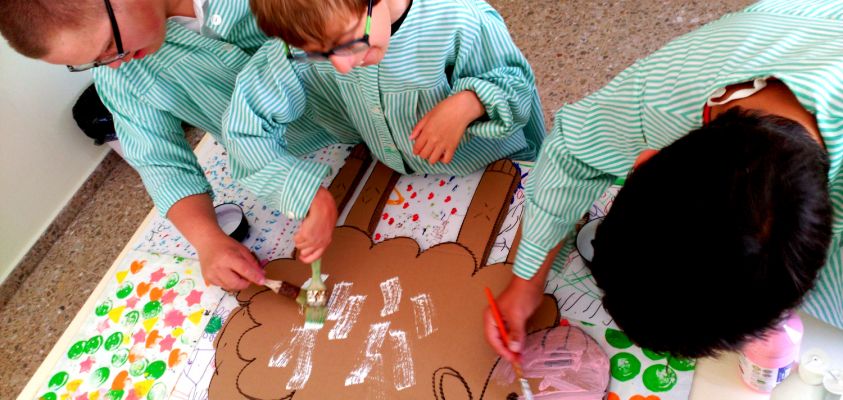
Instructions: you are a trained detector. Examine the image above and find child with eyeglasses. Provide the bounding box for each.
[0,0,280,291]
[223,0,545,262]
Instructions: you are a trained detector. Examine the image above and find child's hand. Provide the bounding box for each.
[411,91,485,164]
[199,236,265,291]
[295,188,338,263]
[483,276,545,364]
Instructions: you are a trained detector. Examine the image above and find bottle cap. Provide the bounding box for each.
[799,349,828,385]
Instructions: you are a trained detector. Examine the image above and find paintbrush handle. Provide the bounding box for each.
[311,259,322,283]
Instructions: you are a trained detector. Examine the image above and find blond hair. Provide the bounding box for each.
[250,0,376,47]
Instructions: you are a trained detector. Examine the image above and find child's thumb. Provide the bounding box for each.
[507,320,527,353]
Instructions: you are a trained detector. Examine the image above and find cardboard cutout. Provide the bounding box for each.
[210,153,567,399]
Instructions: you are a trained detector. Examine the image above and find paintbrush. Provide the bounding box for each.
[264,279,303,300]
[303,258,328,329]
[485,287,534,400]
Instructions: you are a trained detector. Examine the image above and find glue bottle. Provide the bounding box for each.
[770,349,828,400]
[738,312,803,393]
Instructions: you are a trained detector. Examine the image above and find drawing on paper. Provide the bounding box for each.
[209,158,569,399]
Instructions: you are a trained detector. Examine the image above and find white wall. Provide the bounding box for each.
[0,41,109,282]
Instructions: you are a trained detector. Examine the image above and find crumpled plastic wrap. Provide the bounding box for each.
[493,325,610,399]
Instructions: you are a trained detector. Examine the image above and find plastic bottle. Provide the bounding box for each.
[738,312,804,393]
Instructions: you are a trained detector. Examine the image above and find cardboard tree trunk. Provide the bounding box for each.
[210,149,564,399]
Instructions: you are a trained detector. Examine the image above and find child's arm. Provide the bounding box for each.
[95,75,264,290]
[412,0,542,164]
[224,40,335,263]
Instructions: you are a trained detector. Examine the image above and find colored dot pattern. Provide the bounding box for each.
[39,253,215,400]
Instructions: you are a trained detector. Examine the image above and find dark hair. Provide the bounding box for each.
[590,108,832,358]
[0,0,99,58]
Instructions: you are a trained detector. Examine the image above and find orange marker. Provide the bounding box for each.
[484,287,534,400]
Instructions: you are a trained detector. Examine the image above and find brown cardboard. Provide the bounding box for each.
[210,159,561,399]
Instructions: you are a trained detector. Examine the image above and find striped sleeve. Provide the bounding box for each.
[95,77,211,217]
[513,66,647,279]
[802,237,843,329]
[512,123,615,278]
[224,40,329,220]
[449,0,537,140]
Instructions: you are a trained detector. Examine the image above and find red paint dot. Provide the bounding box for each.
[407,185,413,191]
[439,180,446,186]
[444,196,452,203]
[382,213,389,220]
[451,208,457,215]
[374,233,381,240]
[560,319,570,327]
[388,217,395,225]
[411,192,417,199]
[412,214,419,222]
[428,192,435,200]
[403,202,409,209]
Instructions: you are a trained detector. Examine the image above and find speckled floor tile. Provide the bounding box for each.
[0,2,753,398]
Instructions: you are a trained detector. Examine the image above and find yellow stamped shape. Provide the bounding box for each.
[143,317,159,332]
[116,270,128,284]
[89,391,100,400]
[108,306,126,324]
[66,379,82,393]
[172,327,185,337]
[134,379,155,397]
[188,309,204,325]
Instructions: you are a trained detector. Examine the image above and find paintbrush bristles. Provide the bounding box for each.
[264,279,284,293]
[304,259,329,328]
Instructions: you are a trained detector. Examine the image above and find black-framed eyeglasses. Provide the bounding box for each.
[284,0,374,62]
[67,0,129,72]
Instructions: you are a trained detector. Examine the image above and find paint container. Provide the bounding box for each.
[739,312,803,393]
[825,369,843,400]
[770,348,829,400]
[214,203,250,242]
[576,218,603,263]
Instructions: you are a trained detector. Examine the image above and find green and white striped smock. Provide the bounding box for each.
[93,0,268,216]
[515,0,843,329]
[224,0,545,220]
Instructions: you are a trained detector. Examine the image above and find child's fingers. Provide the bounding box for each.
[299,246,326,264]
[219,268,250,291]
[442,148,455,164]
[410,115,429,141]
[303,248,326,264]
[231,256,265,285]
[427,146,445,164]
[412,134,428,155]
[483,308,518,363]
[417,140,437,160]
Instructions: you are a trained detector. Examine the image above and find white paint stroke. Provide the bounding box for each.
[389,330,416,391]
[379,277,403,317]
[327,282,354,321]
[345,322,391,386]
[410,293,437,338]
[329,295,366,340]
[267,326,318,390]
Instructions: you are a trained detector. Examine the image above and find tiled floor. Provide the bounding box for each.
[0,1,754,398]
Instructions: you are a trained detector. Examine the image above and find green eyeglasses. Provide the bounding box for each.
[284,0,374,61]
